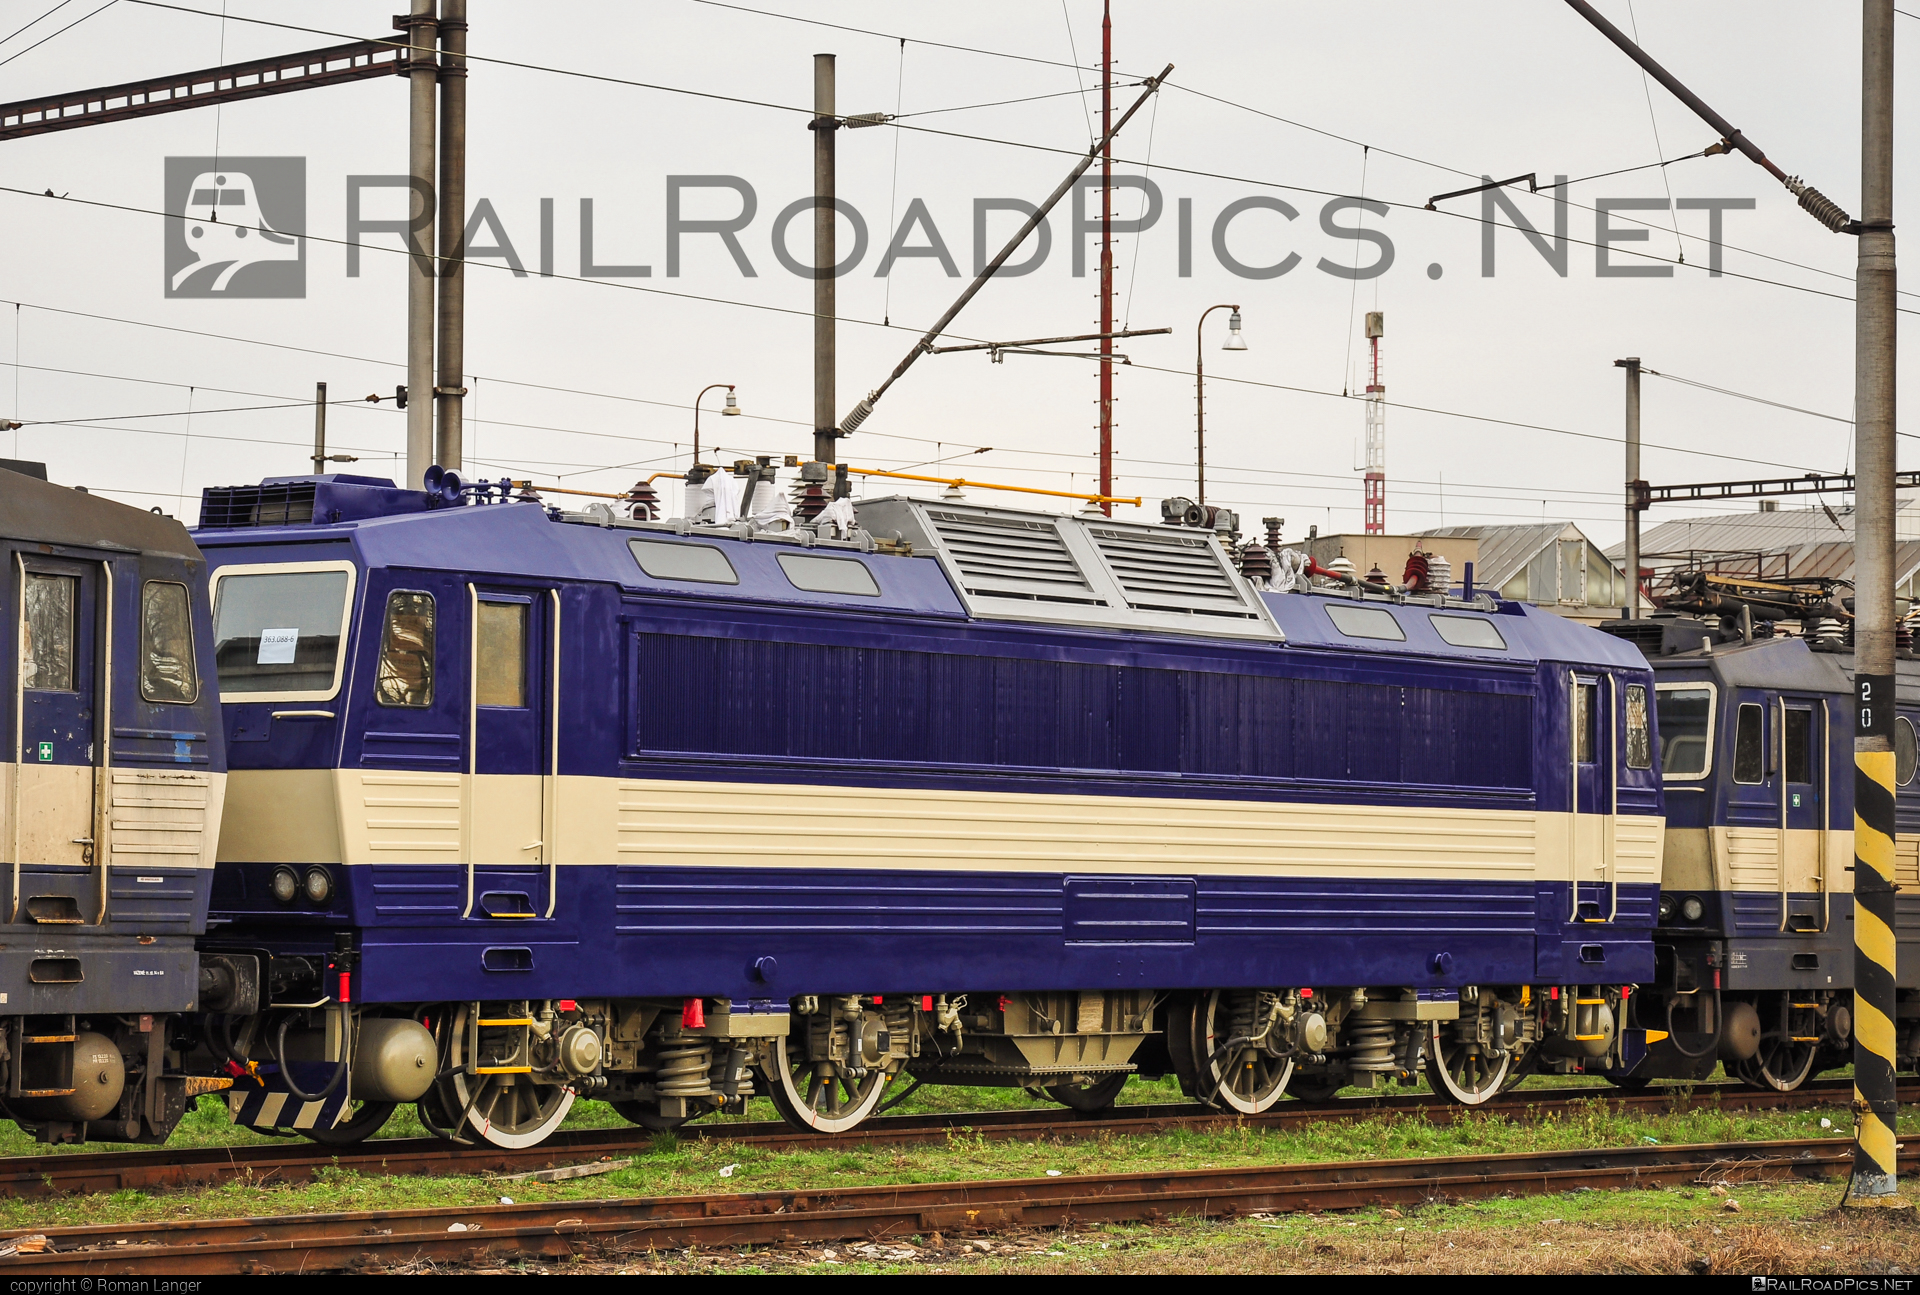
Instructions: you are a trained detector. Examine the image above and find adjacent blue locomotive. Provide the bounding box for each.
[188,472,1662,1145]
[1601,613,1920,1089]
[0,463,228,1143]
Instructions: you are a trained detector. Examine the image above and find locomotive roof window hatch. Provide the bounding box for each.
[208,559,356,702]
[856,495,1284,642]
[627,538,740,586]
[777,552,881,597]
[1653,681,1717,780]
[1428,613,1507,651]
[1324,602,1406,642]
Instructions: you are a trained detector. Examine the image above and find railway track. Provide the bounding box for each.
[0,1076,1891,1201]
[3,1135,1906,1275]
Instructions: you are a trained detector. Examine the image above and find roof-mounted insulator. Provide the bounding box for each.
[1784,177,1853,233]
[842,112,890,128]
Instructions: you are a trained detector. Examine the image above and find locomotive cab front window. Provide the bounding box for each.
[210,563,355,700]
[1655,684,1714,778]
[376,591,436,708]
[1733,702,1765,784]
[1897,715,1917,786]
[139,580,198,703]
[1625,683,1651,769]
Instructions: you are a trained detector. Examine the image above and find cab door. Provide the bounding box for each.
[464,587,558,923]
[12,554,103,925]
[1722,693,1786,931]
[1780,698,1827,931]
[1569,673,1613,922]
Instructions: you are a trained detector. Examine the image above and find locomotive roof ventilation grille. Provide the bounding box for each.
[924,509,1104,606]
[854,497,1283,642]
[199,481,316,529]
[1089,526,1255,619]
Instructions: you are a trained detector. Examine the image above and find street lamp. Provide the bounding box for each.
[692,383,742,464]
[1195,305,1245,506]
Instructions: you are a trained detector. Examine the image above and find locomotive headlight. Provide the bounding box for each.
[1681,895,1705,923]
[302,866,334,906]
[268,866,299,905]
[1658,894,1676,923]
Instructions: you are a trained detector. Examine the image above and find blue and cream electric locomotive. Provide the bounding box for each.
[187,470,1663,1146]
[0,462,228,1144]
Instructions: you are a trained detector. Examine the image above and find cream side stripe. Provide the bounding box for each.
[220,768,1666,883]
[1711,825,1856,894]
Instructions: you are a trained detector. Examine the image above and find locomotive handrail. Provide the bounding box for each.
[1820,699,1831,932]
[1778,695,1790,934]
[462,583,478,920]
[92,558,111,926]
[544,588,560,921]
[10,552,22,923]
[1568,671,1580,925]
[1606,673,1620,924]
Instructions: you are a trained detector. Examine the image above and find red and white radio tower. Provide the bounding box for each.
[1363,310,1386,534]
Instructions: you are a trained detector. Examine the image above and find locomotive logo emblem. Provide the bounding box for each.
[163,156,306,298]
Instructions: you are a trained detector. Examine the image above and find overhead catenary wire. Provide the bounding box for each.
[0,0,116,68]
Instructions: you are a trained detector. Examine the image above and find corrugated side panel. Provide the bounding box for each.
[106,768,210,923]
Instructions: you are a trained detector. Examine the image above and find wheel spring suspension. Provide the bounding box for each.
[1347,1018,1396,1071]
[657,1044,714,1097]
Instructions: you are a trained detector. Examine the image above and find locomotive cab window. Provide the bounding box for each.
[1624,683,1651,769]
[1574,681,1598,762]
[628,539,738,585]
[1324,603,1405,641]
[211,563,354,699]
[1655,684,1714,778]
[376,591,435,708]
[1429,614,1506,650]
[1897,715,1917,786]
[777,553,880,597]
[1732,702,1765,784]
[21,571,75,691]
[474,599,527,708]
[139,580,198,703]
[1784,708,1813,784]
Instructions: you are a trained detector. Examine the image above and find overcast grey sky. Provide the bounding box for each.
[0,1,1910,546]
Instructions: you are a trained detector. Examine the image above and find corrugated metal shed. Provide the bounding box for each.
[1606,502,1920,601]
[1418,522,1564,588]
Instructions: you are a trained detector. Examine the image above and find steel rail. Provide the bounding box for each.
[5,1136,1909,1274]
[0,1077,1893,1201]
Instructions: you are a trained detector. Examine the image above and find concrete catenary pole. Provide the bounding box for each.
[310,382,328,473]
[434,0,467,472]
[1097,2,1114,516]
[1845,0,1905,1210]
[404,0,438,490]
[812,54,838,465]
[1616,356,1643,618]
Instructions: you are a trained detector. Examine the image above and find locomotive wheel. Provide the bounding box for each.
[299,1100,398,1146]
[761,1033,889,1134]
[439,1003,574,1149]
[1425,1020,1511,1105]
[1182,990,1294,1115]
[1733,1035,1817,1092]
[1044,1072,1129,1113]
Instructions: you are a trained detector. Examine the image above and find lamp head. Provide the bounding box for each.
[1222,311,1248,351]
[721,389,742,416]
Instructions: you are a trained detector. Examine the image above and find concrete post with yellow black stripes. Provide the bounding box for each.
[1849,740,1905,1205]
[1844,0,1905,1211]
